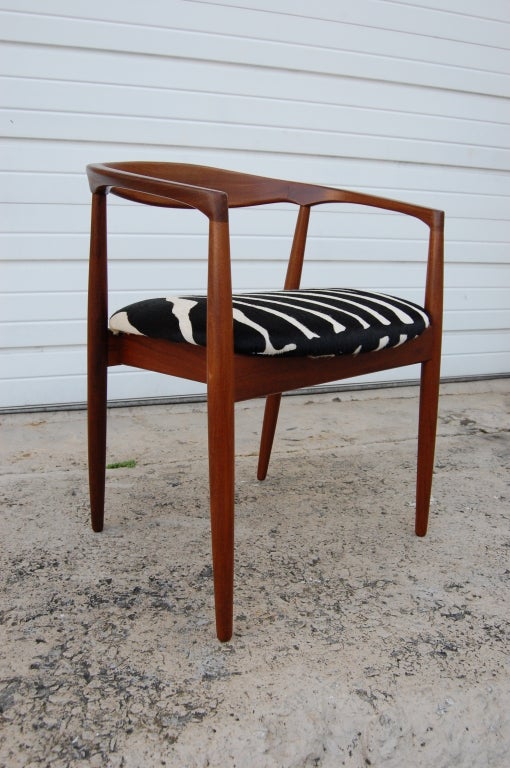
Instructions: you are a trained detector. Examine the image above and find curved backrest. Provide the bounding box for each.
[88,161,437,228]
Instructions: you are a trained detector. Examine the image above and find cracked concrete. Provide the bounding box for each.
[0,379,509,767]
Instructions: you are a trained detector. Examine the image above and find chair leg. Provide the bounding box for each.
[88,352,108,533]
[208,393,235,642]
[415,356,441,537]
[257,393,282,481]
[87,191,108,533]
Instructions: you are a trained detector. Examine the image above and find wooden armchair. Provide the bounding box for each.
[86,162,444,641]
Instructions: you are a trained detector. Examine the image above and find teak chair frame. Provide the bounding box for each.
[86,162,444,642]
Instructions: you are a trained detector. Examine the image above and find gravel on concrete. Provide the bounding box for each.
[1,379,509,767]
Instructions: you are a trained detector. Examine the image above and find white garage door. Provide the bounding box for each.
[1,0,509,409]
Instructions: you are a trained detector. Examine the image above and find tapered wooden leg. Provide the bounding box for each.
[87,192,108,533]
[208,393,235,641]
[206,217,236,641]
[257,393,282,480]
[88,355,107,532]
[255,206,310,482]
[415,356,441,537]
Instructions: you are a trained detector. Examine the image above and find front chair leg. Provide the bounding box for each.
[415,356,441,537]
[88,191,108,533]
[207,393,235,642]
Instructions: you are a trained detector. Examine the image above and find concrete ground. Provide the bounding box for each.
[0,379,509,768]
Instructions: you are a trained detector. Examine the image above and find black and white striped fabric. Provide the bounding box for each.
[109,288,430,358]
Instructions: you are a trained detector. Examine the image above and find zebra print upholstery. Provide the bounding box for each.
[109,288,430,357]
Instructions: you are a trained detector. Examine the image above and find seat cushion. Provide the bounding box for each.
[109,288,430,357]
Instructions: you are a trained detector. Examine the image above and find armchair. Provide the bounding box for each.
[86,162,443,641]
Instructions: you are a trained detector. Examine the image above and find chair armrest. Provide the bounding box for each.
[310,185,442,229]
[86,163,228,221]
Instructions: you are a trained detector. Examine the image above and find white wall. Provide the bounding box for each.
[1,0,509,408]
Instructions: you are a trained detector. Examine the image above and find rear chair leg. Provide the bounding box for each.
[88,354,107,532]
[257,393,282,480]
